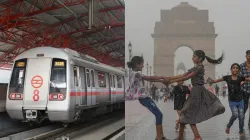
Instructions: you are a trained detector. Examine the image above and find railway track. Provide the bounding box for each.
[1,111,124,140]
[0,112,54,138]
[25,111,124,140]
[0,124,61,140]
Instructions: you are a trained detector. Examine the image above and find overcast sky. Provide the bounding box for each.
[125,0,250,78]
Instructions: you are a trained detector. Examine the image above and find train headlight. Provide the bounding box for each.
[53,95,58,99]
[9,93,23,100]
[49,93,64,100]
[10,93,15,99]
[58,94,64,100]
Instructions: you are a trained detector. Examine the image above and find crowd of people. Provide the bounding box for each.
[125,50,250,140]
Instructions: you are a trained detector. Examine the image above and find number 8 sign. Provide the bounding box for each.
[33,90,40,101]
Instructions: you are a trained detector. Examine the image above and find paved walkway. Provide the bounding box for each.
[125,96,250,140]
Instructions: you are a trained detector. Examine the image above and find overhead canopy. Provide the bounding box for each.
[0,0,125,69]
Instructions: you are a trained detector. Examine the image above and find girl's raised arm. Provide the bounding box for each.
[150,79,165,83]
[211,78,224,84]
[142,75,164,81]
[166,71,196,85]
[163,72,190,81]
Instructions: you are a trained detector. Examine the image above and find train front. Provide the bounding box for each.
[6,55,68,123]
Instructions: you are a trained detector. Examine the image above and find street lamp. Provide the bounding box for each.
[128,41,132,80]
[149,65,152,87]
[150,66,151,76]
[141,54,143,74]
[146,62,149,88]
[128,41,132,61]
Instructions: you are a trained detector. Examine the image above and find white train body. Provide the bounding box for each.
[6,47,125,123]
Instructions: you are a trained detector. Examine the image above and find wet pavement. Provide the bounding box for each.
[125,96,250,140]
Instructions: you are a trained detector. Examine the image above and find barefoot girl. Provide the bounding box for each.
[162,50,225,140]
[208,63,250,136]
[126,56,168,140]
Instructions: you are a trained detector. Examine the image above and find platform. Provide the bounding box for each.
[125,96,250,140]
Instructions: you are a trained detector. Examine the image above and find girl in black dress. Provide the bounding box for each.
[161,50,225,140]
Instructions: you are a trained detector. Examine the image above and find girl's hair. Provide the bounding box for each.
[230,63,241,71]
[194,50,224,64]
[127,56,144,69]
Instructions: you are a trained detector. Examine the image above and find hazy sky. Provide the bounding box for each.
[125,0,250,77]
[1,1,250,83]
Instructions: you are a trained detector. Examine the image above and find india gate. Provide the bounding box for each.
[152,2,217,86]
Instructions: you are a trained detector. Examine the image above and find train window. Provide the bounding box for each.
[79,67,85,88]
[113,75,116,88]
[10,69,25,87]
[117,76,123,88]
[73,66,78,86]
[10,59,27,88]
[91,70,95,87]
[86,69,90,87]
[98,72,106,88]
[50,59,67,88]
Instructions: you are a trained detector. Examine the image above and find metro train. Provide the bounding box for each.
[6,47,125,125]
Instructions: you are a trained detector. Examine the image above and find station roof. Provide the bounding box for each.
[0,0,125,69]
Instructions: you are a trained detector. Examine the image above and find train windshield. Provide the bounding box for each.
[10,59,27,88]
[50,59,67,88]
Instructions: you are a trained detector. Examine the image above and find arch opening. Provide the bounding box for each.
[174,46,193,85]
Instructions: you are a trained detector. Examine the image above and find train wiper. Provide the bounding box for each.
[15,78,22,92]
[50,80,60,92]
[50,80,57,88]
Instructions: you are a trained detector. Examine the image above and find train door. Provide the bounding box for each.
[73,66,81,106]
[85,69,91,106]
[23,58,52,109]
[108,74,112,102]
[86,69,96,106]
[90,69,96,105]
[117,75,124,101]
[79,67,87,106]
[113,75,117,102]
[109,74,115,103]
[97,71,108,104]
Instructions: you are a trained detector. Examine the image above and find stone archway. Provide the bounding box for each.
[152,2,217,87]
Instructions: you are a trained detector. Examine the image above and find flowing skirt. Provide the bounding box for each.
[180,85,225,124]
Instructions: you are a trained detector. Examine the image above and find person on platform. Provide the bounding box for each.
[125,56,168,140]
[151,84,157,101]
[161,50,225,140]
[208,63,250,136]
[155,89,160,102]
[240,50,250,128]
[215,84,219,96]
[170,81,190,130]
